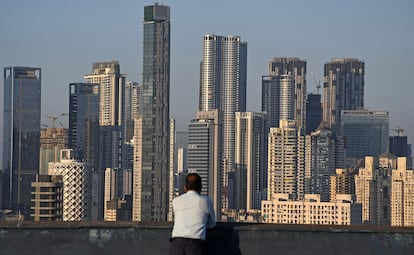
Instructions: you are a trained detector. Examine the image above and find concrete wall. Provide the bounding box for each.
[0,222,413,255]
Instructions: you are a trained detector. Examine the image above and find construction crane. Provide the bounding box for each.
[46,115,58,129]
[310,72,321,94]
[390,127,404,136]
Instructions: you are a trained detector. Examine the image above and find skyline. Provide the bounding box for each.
[1,0,414,149]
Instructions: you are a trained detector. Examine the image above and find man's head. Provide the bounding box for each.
[184,173,202,193]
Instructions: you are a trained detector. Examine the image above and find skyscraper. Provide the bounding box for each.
[267,120,305,200]
[234,112,267,210]
[68,83,100,168]
[262,75,295,128]
[2,67,41,218]
[340,110,389,167]
[305,127,345,201]
[323,58,364,130]
[263,57,307,129]
[305,93,322,134]
[133,4,170,221]
[199,34,247,209]
[187,110,222,218]
[84,61,125,127]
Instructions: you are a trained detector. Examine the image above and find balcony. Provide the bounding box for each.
[0,221,413,254]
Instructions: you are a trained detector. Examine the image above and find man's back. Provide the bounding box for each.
[172,190,216,241]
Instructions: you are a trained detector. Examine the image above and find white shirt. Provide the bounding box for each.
[172,190,216,240]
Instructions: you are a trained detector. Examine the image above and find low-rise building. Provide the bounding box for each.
[262,193,361,225]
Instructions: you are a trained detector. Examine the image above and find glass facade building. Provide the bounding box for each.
[323,58,364,131]
[68,83,100,166]
[2,67,41,218]
[133,4,170,221]
[340,110,389,167]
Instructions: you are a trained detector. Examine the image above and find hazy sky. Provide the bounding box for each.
[1,0,414,145]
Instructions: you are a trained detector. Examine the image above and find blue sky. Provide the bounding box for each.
[1,0,414,145]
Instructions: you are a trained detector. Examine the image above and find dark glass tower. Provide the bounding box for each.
[2,67,41,218]
[305,93,322,134]
[323,58,364,131]
[133,4,170,221]
[68,83,100,169]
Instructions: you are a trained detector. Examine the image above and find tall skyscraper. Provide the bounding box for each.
[262,75,295,128]
[340,110,389,167]
[84,61,125,127]
[305,93,322,134]
[187,110,222,218]
[133,4,170,221]
[199,34,247,209]
[262,57,307,129]
[323,58,364,130]
[68,83,100,167]
[234,112,267,210]
[2,67,41,218]
[267,120,305,200]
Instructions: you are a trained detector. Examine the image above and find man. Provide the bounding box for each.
[170,173,216,255]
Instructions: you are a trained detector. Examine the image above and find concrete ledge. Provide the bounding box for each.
[0,222,413,254]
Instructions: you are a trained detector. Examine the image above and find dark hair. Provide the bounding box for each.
[185,173,202,192]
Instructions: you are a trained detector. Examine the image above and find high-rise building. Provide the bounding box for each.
[84,61,125,127]
[48,149,90,221]
[267,120,305,200]
[168,119,175,221]
[133,4,170,221]
[187,110,222,219]
[234,112,267,210]
[305,93,322,134]
[305,128,345,201]
[2,67,41,218]
[68,83,100,166]
[340,110,389,167]
[199,34,247,209]
[391,157,414,227]
[263,57,307,130]
[124,81,140,142]
[355,156,391,225]
[39,127,68,175]
[261,75,295,128]
[323,58,364,130]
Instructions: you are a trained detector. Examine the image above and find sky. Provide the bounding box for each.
[1,0,414,147]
